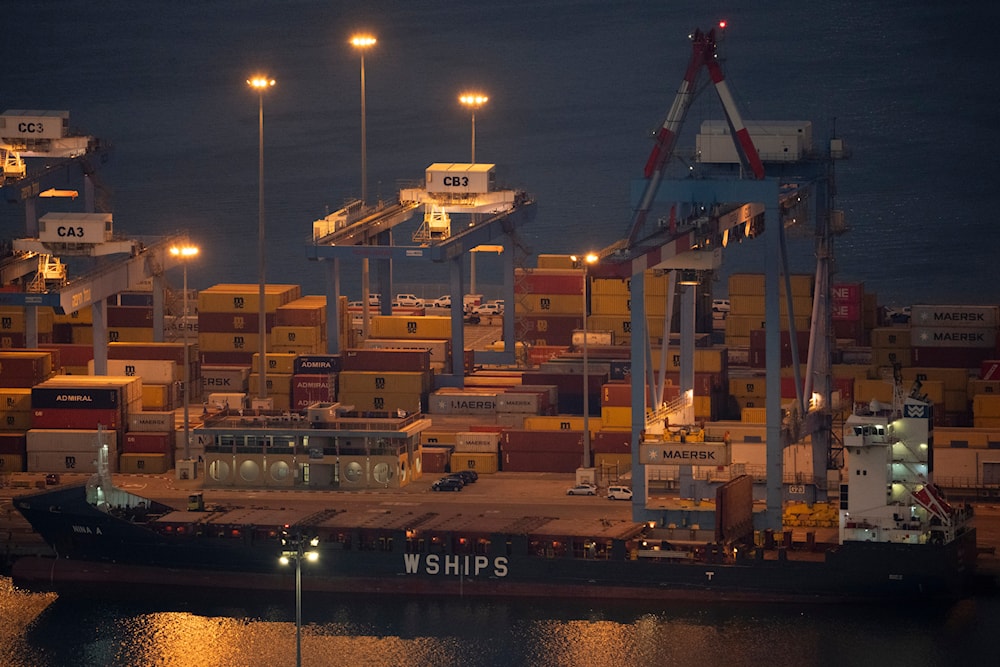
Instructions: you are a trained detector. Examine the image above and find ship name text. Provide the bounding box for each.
[403,554,508,577]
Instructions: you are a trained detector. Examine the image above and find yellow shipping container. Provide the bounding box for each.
[0,454,25,473]
[338,390,423,414]
[872,348,910,368]
[270,343,324,355]
[969,379,1000,397]
[450,451,498,474]
[742,407,767,424]
[729,294,814,318]
[870,327,911,350]
[142,384,171,410]
[0,388,33,412]
[0,306,55,333]
[108,327,155,343]
[536,254,577,269]
[199,332,262,353]
[725,314,764,338]
[935,427,990,448]
[339,370,431,394]
[594,452,632,475]
[903,367,971,393]
[421,430,459,445]
[591,277,630,297]
[270,325,323,347]
[973,394,1000,420]
[730,376,767,399]
[119,453,171,475]
[973,416,1000,429]
[251,353,297,375]
[515,294,582,315]
[197,284,301,314]
[0,410,32,431]
[692,395,714,420]
[855,378,895,404]
[249,372,293,397]
[53,307,93,325]
[729,273,813,297]
[72,324,94,345]
[369,315,451,340]
[601,406,631,429]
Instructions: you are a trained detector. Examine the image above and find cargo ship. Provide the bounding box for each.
[9,389,979,603]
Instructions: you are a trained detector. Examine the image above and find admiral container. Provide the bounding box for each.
[293,354,342,375]
[341,348,431,373]
[427,390,498,415]
[291,374,336,410]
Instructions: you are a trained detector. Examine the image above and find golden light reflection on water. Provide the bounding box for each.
[0,577,57,667]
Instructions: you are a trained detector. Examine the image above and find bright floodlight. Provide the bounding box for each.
[247,76,276,90]
[459,93,489,109]
[350,34,376,49]
[169,245,199,259]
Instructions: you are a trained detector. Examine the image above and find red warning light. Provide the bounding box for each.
[719,20,728,29]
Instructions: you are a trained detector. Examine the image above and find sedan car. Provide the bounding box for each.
[566,483,598,496]
[431,477,464,492]
[449,469,478,484]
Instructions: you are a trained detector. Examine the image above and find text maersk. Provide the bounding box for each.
[403,553,508,577]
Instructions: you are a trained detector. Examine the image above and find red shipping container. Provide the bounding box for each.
[501,449,584,473]
[0,433,27,455]
[198,311,275,333]
[527,345,570,366]
[41,344,91,367]
[517,315,584,346]
[912,346,996,369]
[514,270,583,295]
[502,429,584,452]
[200,351,254,366]
[107,306,153,328]
[291,374,336,410]
[748,330,811,368]
[981,360,1000,380]
[123,431,173,455]
[341,348,430,372]
[0,333,53,348]
[593,429,630,454]
[421,446,452,474]
[32,407,121,430]
[276,297,327,327]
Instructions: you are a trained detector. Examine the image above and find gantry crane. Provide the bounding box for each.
[589,26,843,530]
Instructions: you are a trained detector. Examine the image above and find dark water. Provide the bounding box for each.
[3,0,1000,662]
[3,1,998,305]
[2,578,998,667]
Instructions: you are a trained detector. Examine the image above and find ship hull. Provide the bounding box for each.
[12,485,977,602]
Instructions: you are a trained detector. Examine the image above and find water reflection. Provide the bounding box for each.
[2,579,997,667]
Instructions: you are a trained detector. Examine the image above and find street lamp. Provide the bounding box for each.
[458,93,488,164]
[169,244,199,465]
[571,253,598,470]
[350,34,376,203]
[280,528,319,667]
[248,75,275,404]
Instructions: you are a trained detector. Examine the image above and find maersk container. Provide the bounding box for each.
[427,389,498,415]
[496,391,546,415]
[0,110,69,139]
[201,365,249,393]
[362,338,450,368]
[910,304,999,329]
[37,212,113,244]
[910,327,997,349]
[128,411,175,432]
[424,162,495,195]
[454,431,501,453]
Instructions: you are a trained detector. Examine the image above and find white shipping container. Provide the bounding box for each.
[93,359,178,385]
[27,428,119,454]
[207,392,247,409]
[201,365,250,393]
[38,212,113,244]
[128,411,176,432]
[427,390,498,415]
[0,110,69,139]
[424,163,495,195]
[910,327,997,349]
[497,392,545,414]
[454,431,502,453]
[910,304,1000,329]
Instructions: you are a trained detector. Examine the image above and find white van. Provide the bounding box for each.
[607,486,633,501]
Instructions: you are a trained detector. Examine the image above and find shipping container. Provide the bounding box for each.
[198,311,274,333]
[119,452,171,474]
[200,365,250,393]
[593,429,631,454]
[276,295,327,327]
[421,445,453,474]
[501,449,583,473]
[27,428,118,454]
[0,453,24,472]
[197,284,301,314]
[127,411,175,432]
[271,325,323,347]
[249,373,293,398]
[427,389,498,415]
[291,374,337,410]
[123,431,173,454]
[293,354,342,375]
[361,338,450,368]
[337,390,424,414]
[910,304,1000,329]
[496,391,547,414]
[108,342,193,365]
[0,350,55,386]
[0,433,27,455]
[513,268,583,295]
[341,348,431,373]
[369,315,452,340]
[450,451,498,474]
[454,431,501,453]
[339,370,430,394]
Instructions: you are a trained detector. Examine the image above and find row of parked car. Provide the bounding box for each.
[348,293,504,315]
[566,483,633,500]
[430,469,479,491]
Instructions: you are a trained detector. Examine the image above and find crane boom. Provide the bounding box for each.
[627,28,765,246]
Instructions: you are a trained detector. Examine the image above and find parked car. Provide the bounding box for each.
[431,477,464,492]
[449,470,478,484]
[606,485,632,501]
[472,302,503,316]
[566,483,597,496]
[430,295,452,309]
[394,294,424,308]
[711,299,730,313]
